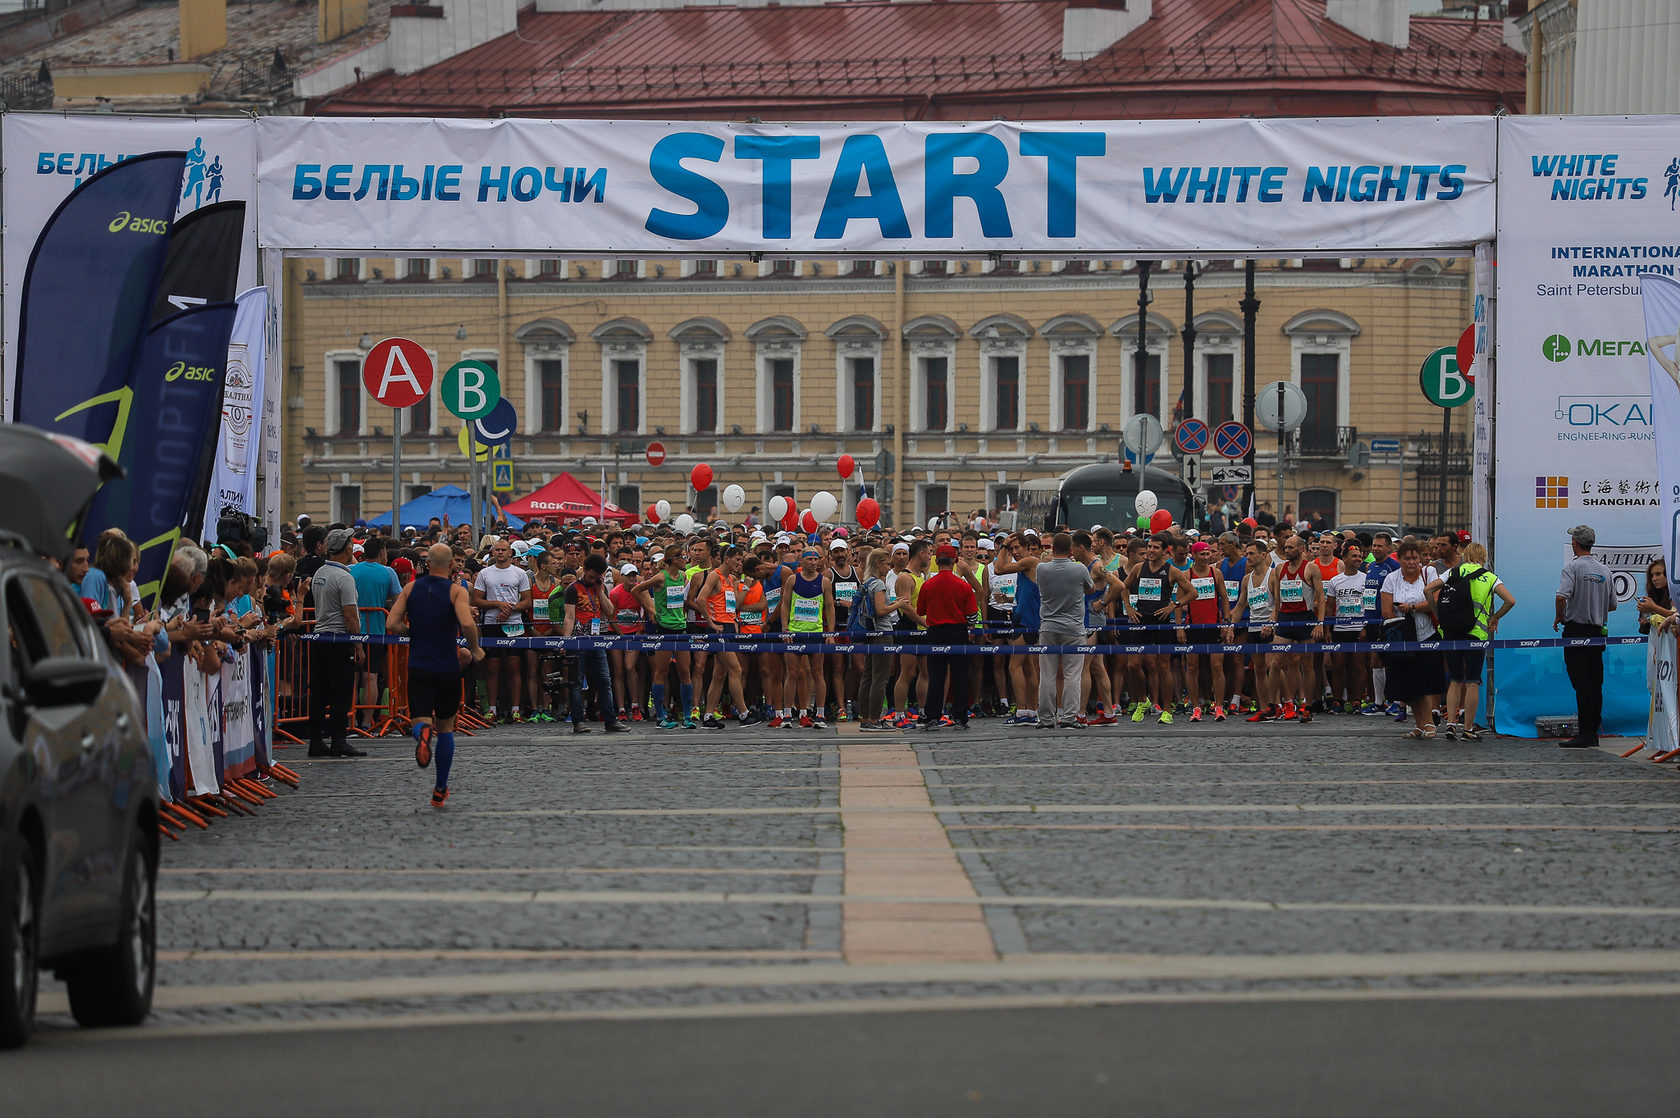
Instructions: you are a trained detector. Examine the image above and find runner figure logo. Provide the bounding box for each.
[1666,157,1680,212]
[181,138,224,210]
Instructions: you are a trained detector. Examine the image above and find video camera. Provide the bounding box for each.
[216,506,269,553]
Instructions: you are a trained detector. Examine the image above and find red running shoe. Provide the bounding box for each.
[414,722,434,769]
[1246,705,1275,723]
[1279,701,1297,720]
[430,787,449,808]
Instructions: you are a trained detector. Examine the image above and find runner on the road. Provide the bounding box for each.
[388,543,485,808]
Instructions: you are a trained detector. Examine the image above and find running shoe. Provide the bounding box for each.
[1212,703,1227,723]
[430,787,449,808]
[1298,705,1313,724]
[811,717,827,730]
[1279,701,1298,720]
[1157,709,1174,725]
[892,712,918,729]
[630,706,645,723]
[799,713,814,729]
[1088,709,1118,726]
[702,715,727,729]
[1011,711,1039,726]
[689,708,703,724]
[836,706,849,723]
[413,722,434,769]
[768,714,785,728]
[658,715,680,730]
[1392,707,1409,723]
[509,710,525,724]
[1386,701,1406,718]
[1131,702,1147,723]
[616,708,629,724]
[681,715,699,730]
[1246,705,1274,723]
[1190,706,1203,723]
[1442,722,1459,740]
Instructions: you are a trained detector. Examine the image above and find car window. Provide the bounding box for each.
[7,574,86,665]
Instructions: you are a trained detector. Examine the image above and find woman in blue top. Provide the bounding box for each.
[388,543,485,808]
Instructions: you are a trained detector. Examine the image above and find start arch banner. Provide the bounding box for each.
[252,115,1495,256]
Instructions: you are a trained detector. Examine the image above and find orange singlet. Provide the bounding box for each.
[737,579,767,635]
[707,574,741,626]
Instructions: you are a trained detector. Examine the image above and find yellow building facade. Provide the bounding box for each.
[283,256,1472,532]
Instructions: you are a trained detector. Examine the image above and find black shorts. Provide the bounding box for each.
[361,642,387,674]
[408,667,463,721]
[1247,628,1274,645]
[1275,617,1317,642]
[1444,647,1486,683]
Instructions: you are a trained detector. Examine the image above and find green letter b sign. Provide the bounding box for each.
[1419,346,1472,409]
[442,360,500,421]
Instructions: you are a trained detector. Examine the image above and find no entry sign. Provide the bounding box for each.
[362,337,433,409]
[646,441,666,467]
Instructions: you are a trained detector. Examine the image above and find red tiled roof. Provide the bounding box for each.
[313,0,1524,119]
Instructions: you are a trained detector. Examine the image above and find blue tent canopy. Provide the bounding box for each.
[366,485,525,530]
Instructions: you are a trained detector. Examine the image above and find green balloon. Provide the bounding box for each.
[1137,514,1150,530]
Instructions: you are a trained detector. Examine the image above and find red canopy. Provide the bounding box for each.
[501,472,639,525]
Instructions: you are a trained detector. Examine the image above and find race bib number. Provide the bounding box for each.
[1362,588,1379,614]
[617,609,640,625]
[501,618,524,637]
[1192,577,1215,601]
[590,617,602,636]
[532,598,549,621]
[834,582,857,606]
[1138,577,1164,601]
[739,609,763,626]
[1337,592,1363,619]
[1279,578,1305,605]
[1247,586,1269,612]
[723,588,737,613]
[665,584,687,610]
[764,588,781,612]
[792,596,822,624]
[1225,580,1241,604]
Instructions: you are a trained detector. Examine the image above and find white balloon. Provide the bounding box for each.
[655,499,672,521]
[1134,489,1158,517]
[928,516,941,531]
[722,483,746,513]
[672,513,696,535]
[767,495,789,521]
[810,490,838,522]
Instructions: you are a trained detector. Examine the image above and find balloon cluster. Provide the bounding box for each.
[1132,490,1171,533]
[648,455,867,533]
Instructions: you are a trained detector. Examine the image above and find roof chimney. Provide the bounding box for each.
[1062,0,1152,63]
[1325,0,1409,49]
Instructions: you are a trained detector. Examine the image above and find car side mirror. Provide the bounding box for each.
[21,656,106,708]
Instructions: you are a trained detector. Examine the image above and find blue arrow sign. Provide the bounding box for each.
[1211,421,1252,460]
[1370,438,1402,454]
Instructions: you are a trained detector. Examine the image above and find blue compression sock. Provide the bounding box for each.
[680,683,693,713]
[435,732,455,790]
[652,684,666,719]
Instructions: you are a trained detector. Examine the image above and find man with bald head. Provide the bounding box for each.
[389,543,485,807]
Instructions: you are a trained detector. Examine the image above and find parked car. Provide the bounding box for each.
[1,425,157,1048]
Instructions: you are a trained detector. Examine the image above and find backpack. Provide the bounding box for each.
[1435,565,1487,638]
[846,577,878,637]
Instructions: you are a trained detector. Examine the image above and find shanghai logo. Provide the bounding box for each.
[1536,476,1568,509]
[1541,334,1571,362]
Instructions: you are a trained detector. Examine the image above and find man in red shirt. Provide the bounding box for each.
[918,544,979,731]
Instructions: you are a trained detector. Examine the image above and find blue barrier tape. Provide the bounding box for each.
[294,632,1644,656]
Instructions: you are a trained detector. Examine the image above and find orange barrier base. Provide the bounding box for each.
[1653,747,1680,763]
[1621,742,1648,758]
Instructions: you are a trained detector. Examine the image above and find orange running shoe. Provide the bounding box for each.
[1279,701,1297,720]
[414,723,434,769]
[430,787,449,808]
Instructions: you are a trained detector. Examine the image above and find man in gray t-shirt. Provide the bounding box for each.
[1035,534,1095,726]
[1554,524,1616,748]
[308,528,365,757]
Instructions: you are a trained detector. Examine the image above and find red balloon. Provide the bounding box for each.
[837,454,856,480]
[800,509,819,533]
[782,505,799,531]
[646,504,660,524]
[1150,509,1172,533]
[690,463,713,492]
[855,496,880,529]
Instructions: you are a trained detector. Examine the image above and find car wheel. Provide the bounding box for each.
[65,824,154,1029]
[0,832,40,1049]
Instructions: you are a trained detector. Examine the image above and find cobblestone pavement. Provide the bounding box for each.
[28,715,1680,1037]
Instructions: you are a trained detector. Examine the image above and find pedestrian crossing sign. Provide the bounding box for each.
[492,461,513,494]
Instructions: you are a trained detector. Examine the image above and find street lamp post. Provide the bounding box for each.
[1133,260,1154,420]
[1239,260,1260,518]
[1181,261,1199,424]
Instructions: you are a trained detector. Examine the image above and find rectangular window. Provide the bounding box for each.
[991,259,1019,275]
[334,485,361,525]
[614,259,638,279]
[1138,353,1162,418]
[472,258,497,279]
[335,258,359,280]
[692,486,719,516]
[692,259,717,276]
[1060,354,1090,430]
[1062,259,1089,274]
[921,260,946,276]
[406,389,431,437]
[771,259,796,276]
[994,356,1019,431]
[920,484,949,527]
[1205,353,1235,425]
[693,358,718,433]
[849,259,875,277]
[1300,352,1340,451]
[616,485,640,514]
[771,359,795,432]
[406,258,429,279]
[924,357,948,432]
[407,484,431,503]
[615,359,640,433]
[538,259,563,277]
[851,357,874,430]
[335,358,360,435]
[538,359,566,433]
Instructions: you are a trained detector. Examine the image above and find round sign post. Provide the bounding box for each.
[363,338,435,536]
[1256,380,1308,524]
[1419,344,1473,532]
[441,360,502,536]
[1121,413,1165,466]
[646,441,666,468]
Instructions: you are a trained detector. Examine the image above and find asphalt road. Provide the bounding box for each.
[3,714,1677,1114]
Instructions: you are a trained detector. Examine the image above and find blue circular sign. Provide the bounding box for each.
[472,397,518,442]
[1212,420,1252,460]
[1174,418,1210,454]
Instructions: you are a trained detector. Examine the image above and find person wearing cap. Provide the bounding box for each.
[608,560,649,723]
[307,528,366,757]
[1556,524,1615,748]
[917,543,979,730]
[826,537,862,722]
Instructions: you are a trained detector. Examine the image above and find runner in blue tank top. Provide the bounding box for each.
[388,543,484,808]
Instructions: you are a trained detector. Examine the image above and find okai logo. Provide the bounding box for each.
[108,211,169,235]
[164,362,216,383]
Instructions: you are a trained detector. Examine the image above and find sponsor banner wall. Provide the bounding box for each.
[201,287,269,542]
[254,115,1497,255]
[1471,242,1495,547]
[0,113,257,418]
[1639,271,1680,577]
[1492,115,1679,737]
